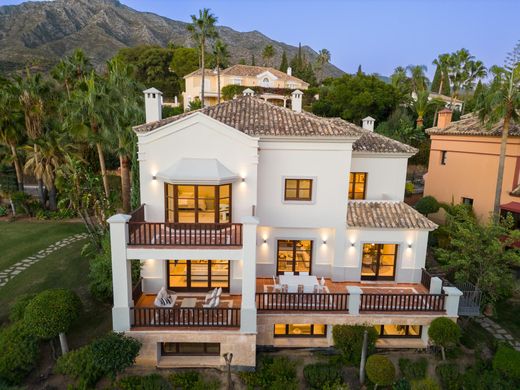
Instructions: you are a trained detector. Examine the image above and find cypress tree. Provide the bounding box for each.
[279,51,288,72]
[441,71,451,95]
[431,65,442,93]
[251,54,256,66]
[357,64,363,75]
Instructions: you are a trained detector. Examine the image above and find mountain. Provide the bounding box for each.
[0,0,344,78]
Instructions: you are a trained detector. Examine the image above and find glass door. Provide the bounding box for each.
[168,260,230,291]
[361,244,397,281]
[276,240,313,275]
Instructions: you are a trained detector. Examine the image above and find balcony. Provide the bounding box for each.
[127,205,243,248]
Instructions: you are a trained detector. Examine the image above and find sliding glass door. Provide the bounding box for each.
[168,260,230,291]
[276,240,313,275]
[361,244,397,281]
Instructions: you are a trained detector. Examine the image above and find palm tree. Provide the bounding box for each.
[262,44,275,67]
[316,48,331,83]
[391,66,411,100]
[410,90,430,128]
[64,72,111,197]
[406,65,428,92]
[0,82,25,191]
[477,62,520,217]
[187,8,218,108]
[432,53,451,95]
[52,49,92,98]
[213,39,230,104]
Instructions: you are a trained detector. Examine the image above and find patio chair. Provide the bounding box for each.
[216,287,223,297]
[154,286,176,308]
[203,298,215,308]
[205,288,217,303]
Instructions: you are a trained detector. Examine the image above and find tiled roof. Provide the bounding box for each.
[347,201,438,230]
[185,64,309,86]
[426,114,520,136]
[134,97,417,154]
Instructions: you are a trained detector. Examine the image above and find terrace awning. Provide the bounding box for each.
[156,158,240,185]
[500,201,520,214]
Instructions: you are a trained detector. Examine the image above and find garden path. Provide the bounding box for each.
[475,316,520,351]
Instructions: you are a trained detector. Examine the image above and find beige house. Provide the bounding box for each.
[182,64,309,109]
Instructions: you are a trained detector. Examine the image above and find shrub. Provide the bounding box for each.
[366,355,395,388]
[169,371,220,390]
[399,358,428,381]
[303,362,342,389]
[332,324,378,364]
[0,205,7,217]
[405,182,414,196]
[56,332,141,388]
[117,374,170,390]
[11,191,40,216]
[435,363,460,390]
[393,378,412,390]
[492,344,520,381]
[463,361,516,389]
[0,322,40,385]
[411,378,441,390]
[428,318,461,360]
[239,356,298,390]
[8,293,36,322]
[415,196,440,216]
[323,384,350,390]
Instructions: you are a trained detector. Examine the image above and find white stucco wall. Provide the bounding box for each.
[350,153,409,201]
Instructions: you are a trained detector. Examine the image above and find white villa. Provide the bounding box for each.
[108,88,463,369]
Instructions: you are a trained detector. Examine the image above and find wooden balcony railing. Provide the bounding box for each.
[256,292,349,312]
[132,277,143,304]
[131,307,241,328]
[360,293,446,312]
[128,222,243,247]
[421,268,433,290]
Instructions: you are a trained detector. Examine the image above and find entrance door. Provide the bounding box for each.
[168,260,230,291]
[361,244,397,281]
[276,240,313,275]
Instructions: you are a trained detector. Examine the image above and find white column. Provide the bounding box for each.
[347,286,362,315]
[240,216,259,333]
[443,286,463,317]
[429,277,443,294]
[332,226,347,281]
[108,214,133,332]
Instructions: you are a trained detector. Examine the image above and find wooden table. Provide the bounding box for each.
[180,297,197,308]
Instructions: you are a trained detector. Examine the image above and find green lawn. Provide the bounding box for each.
[0,220,86,270]
[0,221,111,348]
[493,296,520,340]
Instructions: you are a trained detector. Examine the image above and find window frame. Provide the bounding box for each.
[349,172,368,200]
[273,324,327,338]
[440,151,447,165]
[283,178,314,202]
[167,260,230,292]
[361,243,398,281]
[276,239,313,275]
[375,325,422,339]
[161,342,221,356]
[461,197,474,207]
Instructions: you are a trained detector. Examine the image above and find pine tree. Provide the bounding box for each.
[357,64,363,75]
[279,51,288,72]
[431,65,442,93]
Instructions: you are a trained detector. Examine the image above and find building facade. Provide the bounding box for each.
[182,64,309,110]
[109,90,462,369]
[424,109,520,224]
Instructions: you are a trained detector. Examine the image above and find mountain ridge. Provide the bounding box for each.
[0,0,344,78]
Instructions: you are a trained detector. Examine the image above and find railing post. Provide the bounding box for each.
[108,213,132,331]
[443,286,463,316]
[240,216,259,333]
[347,286,362,315]
[430,277,443,295]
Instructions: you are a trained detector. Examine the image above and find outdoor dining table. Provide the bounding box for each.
[279,274,319,292]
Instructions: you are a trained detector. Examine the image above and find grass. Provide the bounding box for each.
[460,318,497,350]
[493,297,520,340]
[0,221,111,347]
[0,220,85,270]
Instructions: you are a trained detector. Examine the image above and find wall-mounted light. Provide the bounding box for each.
[408,243,413,249]
[322,240,327,245]
[152,175,157,180]
[350,242,355,247]
[263,238,267,244]
[241,177,246,182]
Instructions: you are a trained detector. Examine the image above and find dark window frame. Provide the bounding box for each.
[161,342,221,356]
[167,260,230,292]
[375,325,422,339]
[462,197,474,206]
[361,243,398,281]
[273,324,327,338]
[276,240,313,275]
[349,172,367,200]
[440,151,447,165]
[284,178,313,201]
[164,183,232,223]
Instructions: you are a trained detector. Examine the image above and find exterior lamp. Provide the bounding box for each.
[350,242,355,247]
[322,240,327,245]
[408,243,413,249]
[152,175,157,180]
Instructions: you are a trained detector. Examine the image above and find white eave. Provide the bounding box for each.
[156,158,240,185]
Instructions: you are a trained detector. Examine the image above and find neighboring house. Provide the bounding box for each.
[424,109,520,225]
[411,91,464,111]
[108,89,463,369]
[182,64,309,110]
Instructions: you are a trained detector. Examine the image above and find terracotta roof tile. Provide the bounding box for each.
[347,201,438,230]
[426,114,520,137]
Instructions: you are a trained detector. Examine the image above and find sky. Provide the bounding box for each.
[1,0,519,78]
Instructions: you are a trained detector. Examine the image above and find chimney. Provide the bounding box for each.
[287,66,292,76]
[291,89,303,113]
[362,116,375,131]
[437,108,453,129]
[242,88,255,97]
[143,88,163,123]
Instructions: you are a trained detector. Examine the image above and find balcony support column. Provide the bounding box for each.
[240,216,259,333]
[108,214,133,331]
[347,286,362,315]
[429,277,443,294]
[443,286,463,317]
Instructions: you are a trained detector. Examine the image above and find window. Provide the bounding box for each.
[232,78,242,85]
[349,172,367,200]
[274,324,326,337]
[374,325,422,339]
[161,342,220,356]
[284,178,313,201]
[440,151,447,165]
[277,240,312,275]
[361,243,398,281]
[462,197,474,206]
[168,260,230,291]
[165,184,231,223]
